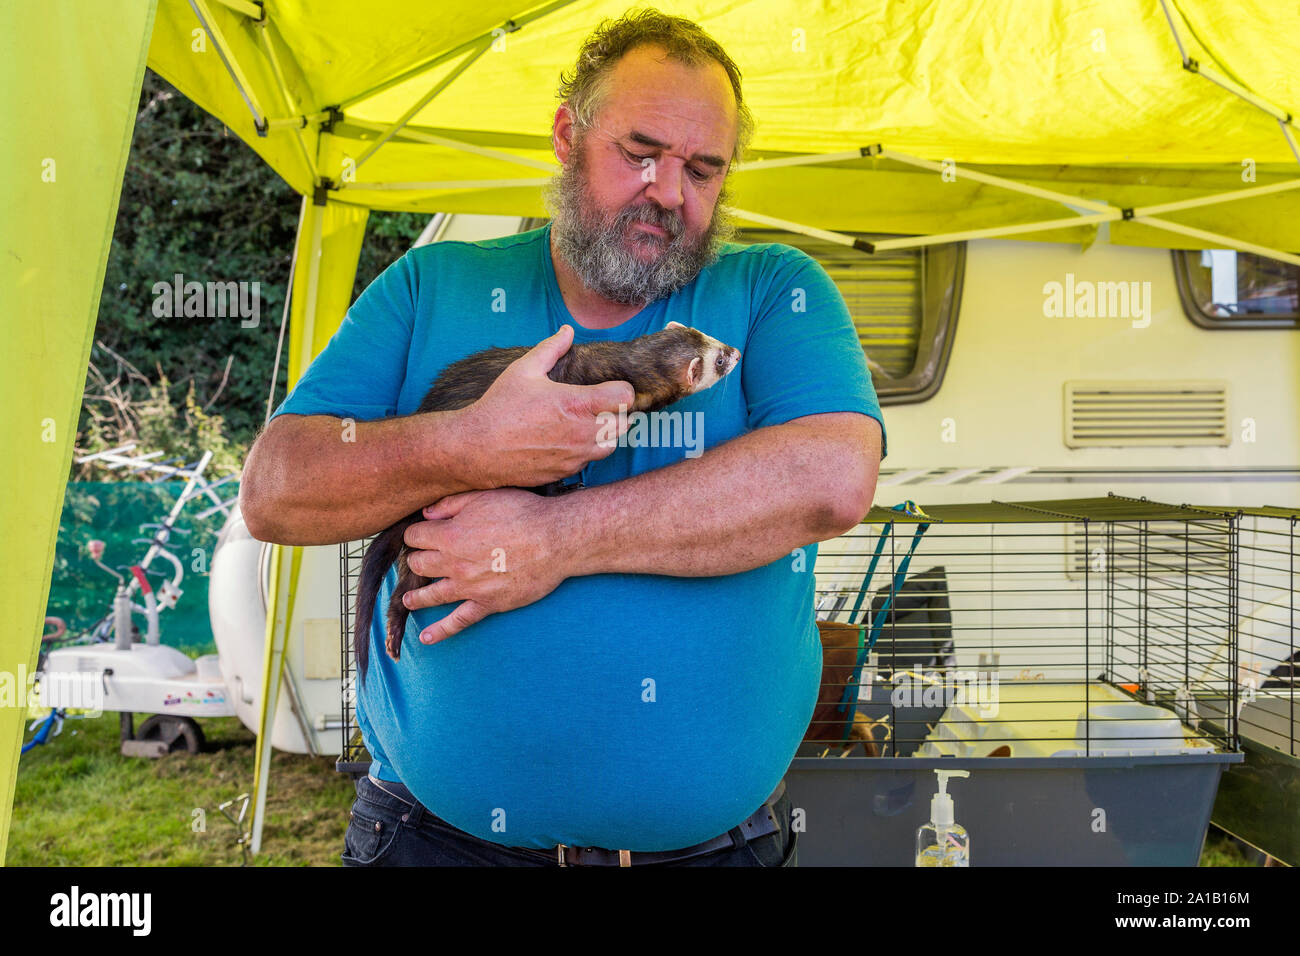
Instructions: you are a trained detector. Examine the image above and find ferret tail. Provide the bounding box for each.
[354,517,416,681]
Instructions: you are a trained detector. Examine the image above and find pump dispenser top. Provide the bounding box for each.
[930,769,968,827]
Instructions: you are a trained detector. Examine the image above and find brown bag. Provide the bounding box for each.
[805,621,884,756]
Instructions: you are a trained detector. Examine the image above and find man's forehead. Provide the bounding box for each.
[599,46,737,161]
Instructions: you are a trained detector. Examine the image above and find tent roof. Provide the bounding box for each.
[147,0,1300,251]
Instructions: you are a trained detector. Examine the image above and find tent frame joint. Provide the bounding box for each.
[861,144,882,158]
[321,105,344,134]
[1121,207,1135,220]
[314,177,335,206]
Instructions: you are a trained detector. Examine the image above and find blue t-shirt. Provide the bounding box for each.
[273,223,887,851]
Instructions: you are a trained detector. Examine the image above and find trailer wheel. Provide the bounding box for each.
[136,715,205,754]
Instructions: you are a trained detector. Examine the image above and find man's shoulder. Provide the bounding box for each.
[707,237,820,278]
[406,225,548,266]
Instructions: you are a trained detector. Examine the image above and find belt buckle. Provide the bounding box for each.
[555,844,632,866]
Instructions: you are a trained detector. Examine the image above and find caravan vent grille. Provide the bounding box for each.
[1064,380,1229,448]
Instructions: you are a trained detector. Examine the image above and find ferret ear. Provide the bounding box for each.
[665,321,686,331]
[685,356,703,389]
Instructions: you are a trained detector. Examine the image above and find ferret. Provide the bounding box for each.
[354,321,741,677]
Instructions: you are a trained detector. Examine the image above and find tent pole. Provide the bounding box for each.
[879,148,1113,213]
[1158,0,1298,132]
[1157,0,1190,62]
[1131,216,1300,267]
[256,19,317,186]
[337,0,581,110]
[731,207,1117,253]
[1280,121,1300,167]
[264,195,307,426]
[871,213,1117,251]
[353,40,493,172]
[249,544,305,855]
[729,208,863,247]
[298,203,325,382]
[735,149,869,173]
[1132,178,1300,217]
[339,178,551,192]
[187,0,270,133]
[344,118,557,172]
[211,0,261,18]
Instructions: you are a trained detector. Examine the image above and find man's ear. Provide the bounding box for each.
[552,103,577,165]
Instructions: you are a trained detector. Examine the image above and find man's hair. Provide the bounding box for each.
[556,7,756,164]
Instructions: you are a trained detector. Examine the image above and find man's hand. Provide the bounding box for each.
[457,324,634,490]
[238,324,634,545]
[400,488,573,644]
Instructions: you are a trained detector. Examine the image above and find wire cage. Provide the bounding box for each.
[793,493,1246,865]
[337,537,371,774]
[805,493,1243,760]
[1191,504,1298,865]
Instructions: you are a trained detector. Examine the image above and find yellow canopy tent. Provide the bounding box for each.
[4,0,1299,860]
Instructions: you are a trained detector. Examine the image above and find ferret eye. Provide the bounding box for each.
[715,355,725,369]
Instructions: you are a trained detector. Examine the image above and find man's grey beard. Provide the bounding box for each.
[543,138,737,306]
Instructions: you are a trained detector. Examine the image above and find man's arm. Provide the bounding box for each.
[239,411,478,545]
[402,411,880,642]
[560,411,880,575]
[239,326,634,545]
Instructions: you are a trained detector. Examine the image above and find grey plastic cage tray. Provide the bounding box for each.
[787,751,1240,866]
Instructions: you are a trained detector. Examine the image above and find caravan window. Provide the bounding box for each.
[738,231,964,403]
[1172,249,1300,329]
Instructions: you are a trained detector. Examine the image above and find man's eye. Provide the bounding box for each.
[688,167,713,183]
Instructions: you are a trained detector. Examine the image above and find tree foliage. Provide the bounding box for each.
[82,69,425,477]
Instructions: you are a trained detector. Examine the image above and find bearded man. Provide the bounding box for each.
[239,8,886,867]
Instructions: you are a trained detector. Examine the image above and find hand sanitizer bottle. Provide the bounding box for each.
[916,769,970,866]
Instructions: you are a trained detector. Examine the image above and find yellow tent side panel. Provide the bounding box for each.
[0,0,159,864]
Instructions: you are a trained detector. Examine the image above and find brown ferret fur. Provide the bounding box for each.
[354,322,741,677]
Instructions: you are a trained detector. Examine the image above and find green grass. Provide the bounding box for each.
[6,713,1273,866]
[1200,825,1272,867]
[6,712,353,866]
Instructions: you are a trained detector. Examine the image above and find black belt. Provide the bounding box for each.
[530,780,786,867]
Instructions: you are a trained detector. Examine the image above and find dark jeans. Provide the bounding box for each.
[342,774,798,867]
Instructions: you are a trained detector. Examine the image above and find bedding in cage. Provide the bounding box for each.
[790,495,1246,866]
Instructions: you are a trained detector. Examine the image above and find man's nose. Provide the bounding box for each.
[643,160,684,212]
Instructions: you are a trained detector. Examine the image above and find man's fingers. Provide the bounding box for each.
[423,491,479,521]
[515,324,574,375]
[419,600,491,645]
[403,518,445,551]
[402,578,457,611]
[577,379,636,417]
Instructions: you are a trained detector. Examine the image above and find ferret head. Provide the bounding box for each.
[663,321,741,395]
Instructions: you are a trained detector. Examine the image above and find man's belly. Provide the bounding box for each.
[358,564,821,851]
